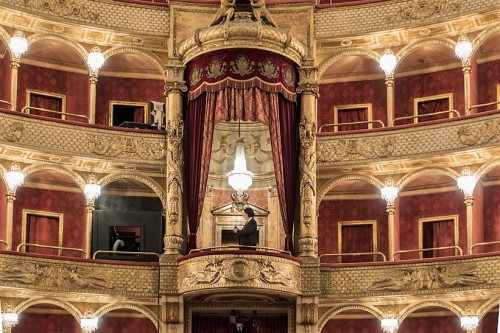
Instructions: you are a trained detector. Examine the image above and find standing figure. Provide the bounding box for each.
[233,207,258,250]
[250,0,278,27]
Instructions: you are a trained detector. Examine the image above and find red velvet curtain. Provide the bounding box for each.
[337,108,367,131]
[30,93,62,118]
[133,106,144,123]
[422,220,455,258]
[192,315,234,333]
[418,98,449,122]
[192,315,287,333]
[27,214,59,255]
[341,224,373,263]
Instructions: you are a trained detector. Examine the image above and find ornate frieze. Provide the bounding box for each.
[387,0,461,24]
[166,113,184,226]
[88,134,165,160]
[317,137,396,162]
[0,121,24,142]
[458,119,500,146]
[179,255,300,293]
[23,0,99,21]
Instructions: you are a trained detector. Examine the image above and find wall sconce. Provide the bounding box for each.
[87,45,105,74]
[1,312,19,332]
[380,177,398,206]
[84,173,101,202]
[457,166,476,198]
[379,48,398,77]
[9,30,28,60]
[80,317,99,333]
[4,161,25,193]
[454,35,473,62]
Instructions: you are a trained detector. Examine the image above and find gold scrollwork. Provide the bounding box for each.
[0,121,24,142]
[299,116,316,228]
[317,137,396,162]
[458,120,500,146]
[167,114,184,226]
[258,59,279,80]
[387,0,461,24]
[230,55,255,76]
[88,135,165,160]
[23,0,99,21]
[206,58,227,80]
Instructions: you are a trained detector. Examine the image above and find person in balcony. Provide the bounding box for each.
[233,207,258,250]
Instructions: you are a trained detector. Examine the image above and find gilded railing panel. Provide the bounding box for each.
[317,111,500,165]
[0,112,166,164]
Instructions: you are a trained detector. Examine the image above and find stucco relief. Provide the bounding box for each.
[458,119,500,146]
[299,116,316,228]
[387,0,461,24]
[23,0,99,21]
[317,137,396,162]
[367,263,486,292]
[88,134,165,160]
[0,121,24,142]
[166,113,184,226]
[182,258,297,288]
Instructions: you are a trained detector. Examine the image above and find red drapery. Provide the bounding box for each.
[29,93,62,118]
[192,315,288,333]
[422,219,455,258]
[185,50,298,252]
[337,108,367,131]
[133,106,145,123]
[27,214,60,255]
[341,224,374,263]
[418,98,449,122]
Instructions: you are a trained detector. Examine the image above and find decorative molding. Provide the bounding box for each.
[95,303,159,328]
[458,119,500,146]
[298,236,318,258]
[387,0,461,25]
[166,113,184,226]
[23,0,100,22]
[88,134,165,160]
[299,116,316,228]
[0,121,24,142]
[317,137,396,162]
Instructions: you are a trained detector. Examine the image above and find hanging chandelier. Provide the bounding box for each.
[227,121,254,194]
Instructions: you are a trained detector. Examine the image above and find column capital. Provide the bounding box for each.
[298,236,318,257]
[386,204,396,215]
[385,76,395,87]
[163,235,184,254]
[9,60,20,70]
[85,202,95,213]
[6,192,16,203]
[464,196,474,206]
[462,64,472,74]
[164,62,187,96]
[88,74,98,84]
[297,65,319,97]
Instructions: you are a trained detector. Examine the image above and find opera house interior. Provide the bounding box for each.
[0,0,500,332]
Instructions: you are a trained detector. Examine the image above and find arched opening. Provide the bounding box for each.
[476,29,500,113]
[97,308,157,333]
[92,177,163,261]
[12,303,80,333]
[398,305,461,332]
[13,169,86,257]
[318,178,387,263]
[318,54,386,132]
[95,51,165,127]
[321,308,382,333]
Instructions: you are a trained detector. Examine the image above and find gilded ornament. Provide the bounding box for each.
[258,59,279,80]
[317,137,396,162]
[164,234,184,254]
[190,66,203,86]
[23,0,99,21]
[388,0,461,24]
[230,55,255,76]
[206,58,227,80]
[458,120,500,146]
[282,67,295,88]
[0,121,24,142]
[88,135,164,160]
[298,236,318,257]
[166,114,184,226]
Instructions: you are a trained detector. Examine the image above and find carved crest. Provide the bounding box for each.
[190,66,203,86]
[206,58,227,80]
[230,55,255,76]
[258,59,278,80]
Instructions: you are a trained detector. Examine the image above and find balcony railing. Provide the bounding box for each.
[392,109,460,126]
[188,245,292,256]
[470,240,500,254]
[21,106,90,123]
[0,240,9,250]
[393,245,463,260]
[319,251,387,263]
[467,100,500,114]
[92,250,161,260]
[318,120,385,133]
[16,243,86,256]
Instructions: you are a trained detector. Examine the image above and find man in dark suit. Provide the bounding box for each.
[233,207,258,249]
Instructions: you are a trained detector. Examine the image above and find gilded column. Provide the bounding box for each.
[296,64,319,258]
[462,63,472,114]
[163,296,183,333]
[88,74,98,124]
[387,203,396,261]
[465,196,474,254]
[85,203,94,259]
[5,192,15,250]
[9,60,20,111]
[296,296,318,333]
[163,62,187,255]
[385,75,395,127]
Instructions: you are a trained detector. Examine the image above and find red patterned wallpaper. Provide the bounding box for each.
[318,198,388,260]
[17,64,89,121]
[477,59,500,108]
[97,315,157,333]
[478,311,498,332]
[473,183,484,247]
[1,53,11,104]
[13,187,87,257]
[398,191,467,260]
[483,184,500,251]
[398,315,461,333]
[321,318,382,333]
[394,68,465,123]
[13,312,81,333]
[95,76,164,126]
[318,79,387,131]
